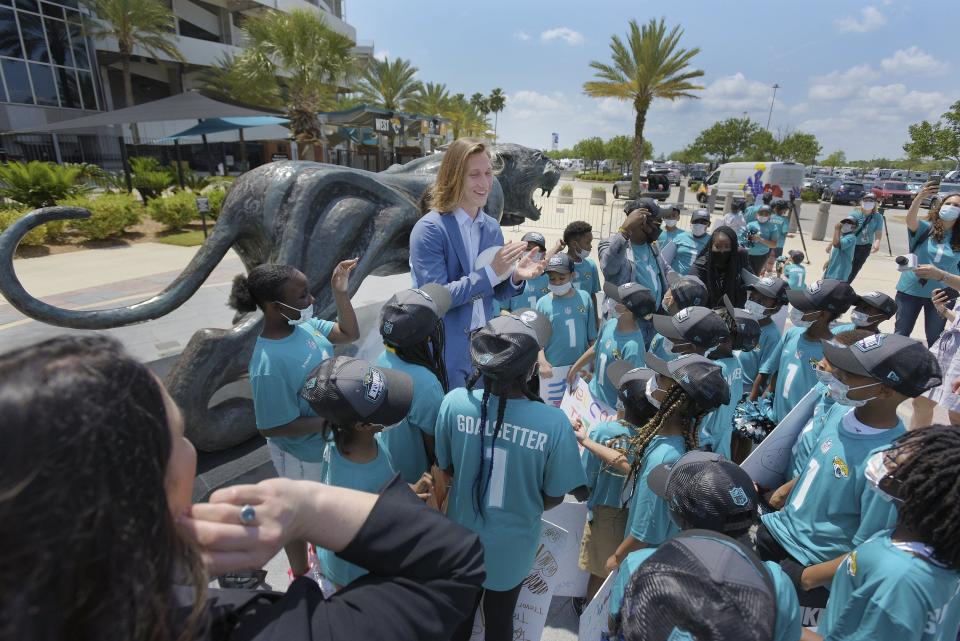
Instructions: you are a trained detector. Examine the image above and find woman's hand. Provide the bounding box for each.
[915,182,940,206]
[515,246,546,281]
[915,264,946,282]
[331,258,359,293]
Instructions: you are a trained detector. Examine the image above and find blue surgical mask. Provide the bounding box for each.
[548,282,572,296]
[276,300,314,325]
[864,450,903,504]
[826,374,880,407]
[939,205,960,222]
[814,367,832,385]
[789,306,814,328]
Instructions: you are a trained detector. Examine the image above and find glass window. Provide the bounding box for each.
[77,67,94,109]
[17,11,49,63]
[54,64,78,107]
[40,1,61,17]
[63,6,78,22]
[0,8,23,57]
[0,69,6,102]
[68,20,87,68]
[44,17,72,66]
[57,0,77,8]
[2,58,33,103]
[28,62,57,105]
[14,0,38,11]
[0,0,11,6]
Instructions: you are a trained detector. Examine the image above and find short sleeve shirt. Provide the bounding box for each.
[502,273,550,312]
[746,220,780,257]
[627,435,686,544]
[738,321,783,387]
[850,209,884,246]
[788,383,837,478]
[770,327,824,423]
[783,263,806,290]
[670,231,710,275]
[630,242,664,305]
[572,257,601,296]
[581,419,635,509]
[824,234,857,281]
[897,220,960,298]
[587,318,646,409]
[537,289,598,366]
[698,355,744,459]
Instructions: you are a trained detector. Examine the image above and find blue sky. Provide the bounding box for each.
[347,1,958,162]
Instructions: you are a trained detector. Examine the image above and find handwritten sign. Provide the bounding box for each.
[741,388,819,489]
[577,568,618,641]
[540,365,571,407]
[543,501,590,598]
[561,377,616,432]
[469,521,568,641]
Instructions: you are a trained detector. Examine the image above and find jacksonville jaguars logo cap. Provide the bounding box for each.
[786,278,856,313]
[652,306,730,349]
[379,283,451,348]
[821,333,942,398]
[301,356,413,426]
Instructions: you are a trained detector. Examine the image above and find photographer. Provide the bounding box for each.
[894,184,960,346]
[909,263,960,427]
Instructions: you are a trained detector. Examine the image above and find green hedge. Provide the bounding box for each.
[0,208,62,246]
[577,172,622,181]
[59,193,142,240]
[148,190,199,231]
[801,188,819,203]
[206,188,227,219]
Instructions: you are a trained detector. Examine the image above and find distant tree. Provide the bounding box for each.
[573,136,606,171]
[668,146,707,164]
[470,92,490,116]
[487,88,506,142]
[743,128,778,160]
[904,101,960,167]
[822,150,847,167]
[353,56,422,111]
[605,135,632,172]
[778,131,822,165]
[406,81,450,117]
[693,117,760,163]
[444,93,490,138]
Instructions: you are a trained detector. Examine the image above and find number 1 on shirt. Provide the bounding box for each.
[565,318,576,348]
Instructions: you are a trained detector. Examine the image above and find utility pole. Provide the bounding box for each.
[766,84,780,130]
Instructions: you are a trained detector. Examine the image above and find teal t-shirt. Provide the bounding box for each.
[761,408,904,565]
[670,231,710,275]
[744,204,762,223]
[248,318,336,462]
[587,318,646,409]
[537,289,597,366]
[738,321,782,388]
[434,388,587,590]
[897,220,960,298]
[774,214,790,247]
[630,242,663,305]
[788,384,838,478]
[660,226,683,246]
[572,257,601,296]
[831,322,856,335]
[820,533,960,641]
[319,435,396,586]
[699,354,743,459]
[851,209,884,246]
[648,333,679,363]
[747,220,780,256]
[497,273,549,313]
[627,435,686,544]
[581,419,635,510]
[374,349,444,484]
[824,233,857,281]
[783,263,806,290]
[770,327,823,423]
[610,548,802,641]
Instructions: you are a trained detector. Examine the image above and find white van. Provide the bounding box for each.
[699,161,806,207]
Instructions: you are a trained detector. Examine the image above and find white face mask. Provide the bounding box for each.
[645,375,662,409]
[841,224,856,234]
[664,218,678,228]
[851,310,876,327]
[864,450,903,504]
[744,299,770,319]
[757,215,770,224]
[789,306,814,328]
[548,281,572,296]
[577,248,591,259]
[276,300,314,325]
[939,204,960,222]
[826,373,880,407]
[861,201,876,211]
[814,366,832,385]
[692,223,708,237]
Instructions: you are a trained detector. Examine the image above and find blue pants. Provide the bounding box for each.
[894,291,946,347]
[847,244,872,284]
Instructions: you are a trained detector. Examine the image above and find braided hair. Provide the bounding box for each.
[393,320,449,392]
[889,424,960,570]
[465,371,542,519]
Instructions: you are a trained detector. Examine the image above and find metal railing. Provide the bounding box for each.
[510,195,620,238]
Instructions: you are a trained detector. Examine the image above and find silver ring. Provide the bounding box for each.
[239,504,256,524]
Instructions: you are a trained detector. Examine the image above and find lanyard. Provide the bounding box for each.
[891,541,948,568]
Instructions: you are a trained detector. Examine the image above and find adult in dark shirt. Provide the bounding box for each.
[690,225,750,308]
[0,335,484,641]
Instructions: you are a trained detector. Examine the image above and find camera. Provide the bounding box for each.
[895,254,918,272]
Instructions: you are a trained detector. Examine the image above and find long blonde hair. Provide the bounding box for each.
[428,138,493,214]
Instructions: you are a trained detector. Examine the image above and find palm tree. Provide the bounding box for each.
[353,57,422,111]
[84,0,184,144]
[584,18,704,197]
[487,88,506,142]
[470,92,490,116]
[407,81,450,117]
[238,8,356,160]
[200,54,283,111]
[444,94,490,139]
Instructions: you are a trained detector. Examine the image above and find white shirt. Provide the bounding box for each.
[453,207,507,330]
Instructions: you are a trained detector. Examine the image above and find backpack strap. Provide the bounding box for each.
[909,224,932,254]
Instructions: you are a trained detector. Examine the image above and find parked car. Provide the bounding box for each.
[666,168,682,185]
[822,181,866,204]
[907,182,924,195]
[687,169,707,186]
[811,175,836,197]
[872,181,913,208]
[921,182,960,209]
[698,161,805,210]
[910,171,929,182]
[803,176,816,189]
[613,171,671,201]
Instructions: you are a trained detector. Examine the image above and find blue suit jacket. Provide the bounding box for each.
[409,210,522,387]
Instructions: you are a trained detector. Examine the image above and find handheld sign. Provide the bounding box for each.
[741,388,819,489]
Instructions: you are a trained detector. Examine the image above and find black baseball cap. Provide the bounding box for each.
[652,306,730,349]
[647,451,759,535]
[301,356,414,426]
[771,198,788,210]
[606,359,656,411]
[544,252,573,275]
[822,333,942,398]
[742,269,789,302]
[786,279,857,314]
[690,209,711,224]
[718,295,761,352]
[520,231,547,250]
[643,353,730,412]
[855,290,898,318]
[603,281,657,318]
[666,272,709,309]
[470,309,552,381]
[625,197,662,219]
[379,284,451,348]
[617,530,776,641]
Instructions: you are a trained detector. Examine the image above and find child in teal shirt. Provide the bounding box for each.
[744,205,780,275]
[824,217,858,282]
[659,205,683,245]
[564,220,601,328]
[494,230,551,313]
[668,210,711,275]
[781,250,806,290]
[647,273,709,362]
[537,253,597,374]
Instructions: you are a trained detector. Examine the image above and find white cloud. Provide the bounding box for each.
[880,47,948,75]
[699,73,776,111]
[514,31,531,41]
[374,50,390,62]
[540,27,584,46]
[834,6,887,33]
[808,64,878,101]
[596,97,633,121]
[504,90,572,120]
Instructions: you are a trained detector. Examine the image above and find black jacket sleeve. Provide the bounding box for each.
[227,475,485,641]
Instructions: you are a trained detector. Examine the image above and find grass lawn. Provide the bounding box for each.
[156,229,207,247]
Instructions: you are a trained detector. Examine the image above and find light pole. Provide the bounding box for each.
[766,83,780,130]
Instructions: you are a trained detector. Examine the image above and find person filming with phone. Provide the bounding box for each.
[893,181,960,346]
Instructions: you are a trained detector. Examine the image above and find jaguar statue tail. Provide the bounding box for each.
[0,205,238,330]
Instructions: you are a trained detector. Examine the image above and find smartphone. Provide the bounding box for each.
[930,175,942,186]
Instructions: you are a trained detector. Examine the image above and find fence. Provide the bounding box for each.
[509,195,621,239]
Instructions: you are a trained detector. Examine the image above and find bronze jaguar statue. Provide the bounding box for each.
[0,144,560,450]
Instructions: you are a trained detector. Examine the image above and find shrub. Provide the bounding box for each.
[130,156,174,201]
[801,188,819,203]
[148,190,198,230]
[0,161,89,208]
[559,184,574,196]
[59,193,142,240]
[0,208,56,246]
[205,188,227,219]
[577,172,622,181]
[590,186,606,194]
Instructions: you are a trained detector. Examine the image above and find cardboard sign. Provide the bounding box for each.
[468,521,568,641]
[543,501,590,598]
[741,388,819,489]
[577,568,618,641]
[540,365,571,407]
[560,377,617,432]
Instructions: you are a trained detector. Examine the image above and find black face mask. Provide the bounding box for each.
[644,222,662,242]
[712,250,731,265]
